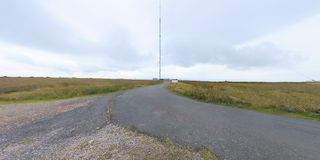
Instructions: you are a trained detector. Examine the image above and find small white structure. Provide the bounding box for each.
[171,79,179,83]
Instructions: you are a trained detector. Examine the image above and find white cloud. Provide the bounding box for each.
[238,14,320,54]
[1,0,320,81]
[38,0,158,55]
[0,42,102,76]
[0,41,159,79]
[236,14,320,80]
[161,64,306,82]
[0,40,316,81]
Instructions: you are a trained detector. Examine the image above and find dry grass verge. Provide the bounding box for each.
[168,81,320,121]
[0,77,160,105]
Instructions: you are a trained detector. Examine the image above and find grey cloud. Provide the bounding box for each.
[164,41,300,68]
[160,0,316,69]
[233,43,299,68]
[164,0,320,44]
[2,0,319,53]
[0,0,75,52]
[0,0,317,75]
[0,0,152,70]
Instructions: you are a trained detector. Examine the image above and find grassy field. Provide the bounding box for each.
[0,77,160,104]
[168,81,320,121]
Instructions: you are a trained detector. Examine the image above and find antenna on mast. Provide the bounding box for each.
[159,0,162,80]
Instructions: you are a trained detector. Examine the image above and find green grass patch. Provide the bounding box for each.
[197,147,219,160]
[162,137,219,160]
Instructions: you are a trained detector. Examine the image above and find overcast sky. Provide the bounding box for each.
[1,0,320,81]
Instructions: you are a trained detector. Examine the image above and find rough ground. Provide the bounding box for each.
[48,125,205,160]
[0,93,210,160]
[0,97,93,131]
[112,82,320,160]
[0,95,112,159]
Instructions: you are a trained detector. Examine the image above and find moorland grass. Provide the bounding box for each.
[167,81,320,121]
[0,77,160,104]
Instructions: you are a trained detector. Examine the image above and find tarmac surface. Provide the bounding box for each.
[112,82,320,160]
[1,83,320,160]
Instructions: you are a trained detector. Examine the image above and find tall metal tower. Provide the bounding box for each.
[158,0,162,80]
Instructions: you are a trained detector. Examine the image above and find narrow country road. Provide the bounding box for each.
[1,83,320,160]
[112,82,320,160]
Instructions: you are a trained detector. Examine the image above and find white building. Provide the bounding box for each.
[171,79,179,83]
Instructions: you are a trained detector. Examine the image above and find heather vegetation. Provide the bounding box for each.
[168,81,320,121]
[0,77,160,104]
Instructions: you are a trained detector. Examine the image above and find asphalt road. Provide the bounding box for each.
[112,82,320,160]
[1,83,320,160]
[0,95,113,159]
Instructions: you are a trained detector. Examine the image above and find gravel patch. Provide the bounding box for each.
[0,95,111,159]
[47,124,205,160]
[0,97,96,131]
